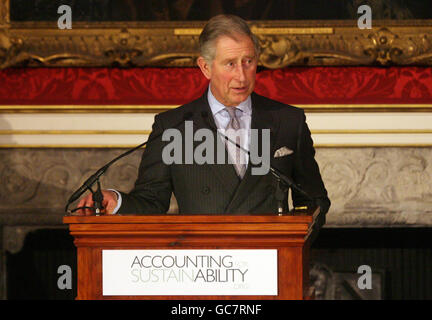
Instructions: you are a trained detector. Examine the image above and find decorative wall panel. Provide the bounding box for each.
[1,148,431,228]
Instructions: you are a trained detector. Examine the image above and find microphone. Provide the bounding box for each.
[201,110,314,212]
[65,111,194,213]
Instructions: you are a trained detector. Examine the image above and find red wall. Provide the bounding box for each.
[1,67,432,105]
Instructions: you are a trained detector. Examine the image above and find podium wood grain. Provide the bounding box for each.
[63,213,315,300]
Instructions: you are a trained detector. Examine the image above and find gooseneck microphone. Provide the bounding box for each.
[64,140,146,214]
[65,111,194,214]
[200,110,314,213]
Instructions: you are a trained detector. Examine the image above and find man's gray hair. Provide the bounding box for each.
[199,14,261,63]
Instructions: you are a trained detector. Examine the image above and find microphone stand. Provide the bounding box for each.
[214,129,315,216]
[65,140,147,215]
[92,180,104,216]
[65,112,194,215]
[275,178,288,215]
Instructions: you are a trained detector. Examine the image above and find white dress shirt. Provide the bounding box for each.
[207,86,252,167]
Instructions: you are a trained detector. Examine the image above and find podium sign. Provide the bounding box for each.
[102,249,278,296]
[63,214,316,299]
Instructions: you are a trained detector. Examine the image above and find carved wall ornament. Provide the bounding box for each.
[1,148,432,227]
[1,13,432,68]
[315,148,432,227]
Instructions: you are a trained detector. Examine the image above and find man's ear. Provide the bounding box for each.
[197,56,211,80]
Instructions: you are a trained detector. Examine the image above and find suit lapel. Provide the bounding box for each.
[250,92,278,154]
[192,91,241,194]
[225,93,280,213]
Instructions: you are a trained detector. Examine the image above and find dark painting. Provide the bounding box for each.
[10,0,432,22]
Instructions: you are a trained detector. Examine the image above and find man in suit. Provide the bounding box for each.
[77,14,330,237]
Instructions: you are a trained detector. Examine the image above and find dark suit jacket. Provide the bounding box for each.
[119,90,330,237]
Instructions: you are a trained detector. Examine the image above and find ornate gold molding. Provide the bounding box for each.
[0,0,8,27]
[1,9,432,68]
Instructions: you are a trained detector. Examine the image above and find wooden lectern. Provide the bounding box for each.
[63,209,317,300]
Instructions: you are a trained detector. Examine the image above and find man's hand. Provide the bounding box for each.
[75,190,118,216]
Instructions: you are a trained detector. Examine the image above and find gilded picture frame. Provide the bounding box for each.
[1,0,432,69]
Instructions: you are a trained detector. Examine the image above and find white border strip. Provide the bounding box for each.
[1,112,432,147]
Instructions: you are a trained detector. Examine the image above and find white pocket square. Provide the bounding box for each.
[274,146,294,158]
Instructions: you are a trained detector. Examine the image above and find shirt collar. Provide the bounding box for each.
[207,86,252,117]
